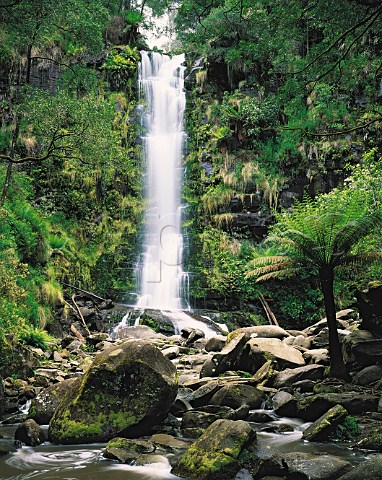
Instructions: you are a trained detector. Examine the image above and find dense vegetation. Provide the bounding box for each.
[0,0,148,360]
[178,0,382,325]
[0,0,381,371]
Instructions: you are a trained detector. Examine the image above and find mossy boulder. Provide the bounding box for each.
[173,419,256,480]
[104,437,155,462]
[48,340,178,444]
[302,404,348,441]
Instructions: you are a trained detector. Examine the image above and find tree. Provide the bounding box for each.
[246,197,382,380]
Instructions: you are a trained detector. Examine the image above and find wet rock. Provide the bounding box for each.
[356,426,382,451]
[15,419,46,446]
[29,378,78,425]
[150,433,191,453]
[49,340,178,444]
[173,419,256,480]
[0,438,22,456]
[246,410,275,423]
[272,391,294,410]
[104,437,155,462]
[272,364,325,388]
[135,453,170,467]
[283,452,352,479]
[246,337,305,368]
[302,404,348,441]
[210,383,263,409]
[338,454,382,479]
[354,365,382,386]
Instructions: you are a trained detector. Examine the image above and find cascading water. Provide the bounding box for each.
[136,51,187,310]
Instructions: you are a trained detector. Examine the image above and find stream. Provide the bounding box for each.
[0,410,368,479]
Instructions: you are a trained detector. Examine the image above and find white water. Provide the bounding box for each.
[136,51,187,310]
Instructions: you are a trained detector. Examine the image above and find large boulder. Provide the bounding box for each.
[228,325,290,341]
[283,452,352,480]
[29,378,78,424]
[356,427,382,451]
[272,365,325,388]
[48,340,178,444]
[338,455,382,479]
[210,383,263,409]
[245,338,305,368]
[173,419,256,480]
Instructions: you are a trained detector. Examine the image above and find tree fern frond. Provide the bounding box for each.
[338,252,382,268]
[255,267,301,282]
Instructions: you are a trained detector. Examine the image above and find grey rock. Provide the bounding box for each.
[15,419,46,446]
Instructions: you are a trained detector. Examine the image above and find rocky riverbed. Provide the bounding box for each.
[2,301,382,479]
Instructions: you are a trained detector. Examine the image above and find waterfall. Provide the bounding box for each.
[136,51,187,310]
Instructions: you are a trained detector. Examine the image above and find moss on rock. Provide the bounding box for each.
[48,340,178,444]
[173,419,256,480]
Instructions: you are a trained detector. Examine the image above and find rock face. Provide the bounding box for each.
[48,340,178,444]
[357,286,382,335]
[173,419,256,480]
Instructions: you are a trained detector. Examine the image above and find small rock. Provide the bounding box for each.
[15,419,46,446]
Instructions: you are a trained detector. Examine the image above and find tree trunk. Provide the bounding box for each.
[319,267,350,380]
[0,160,13,207]
[26,44,32,84]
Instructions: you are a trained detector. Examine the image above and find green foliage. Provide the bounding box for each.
[333,415,360,441]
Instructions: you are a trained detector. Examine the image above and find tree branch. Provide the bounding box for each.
[289,6,382,76]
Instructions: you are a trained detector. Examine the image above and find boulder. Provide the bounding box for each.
[200,333,250,377]
[150,433,191,453]
[210,383,263,409]
[173,419,256,480]
[228,326,290,341]
[352,340,382,366]
[246,338,305,368]
[272,364,325,388]
[113,325,167,342]
[338,454,382,479]
[341,330,375,364]
[297,393,379,421]
[354,365,382,386]
[49,340,178,444]
[283,452,352,480]
[303,348,329,365]
[205,336,226,352]
[29,377,78,424]
[15,419,46,447]
[187,380,221,407]
[302,404,348,441]
[104,437,155,462]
